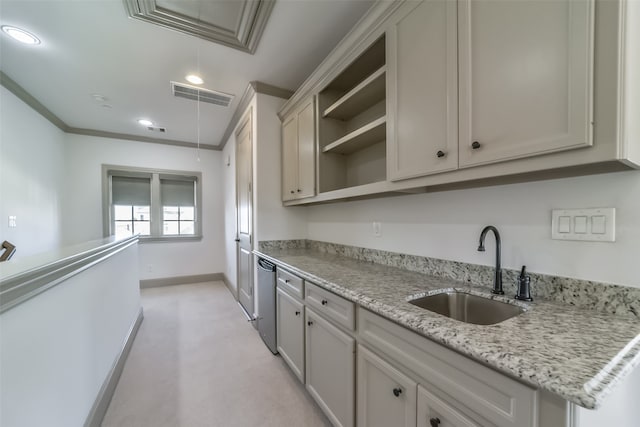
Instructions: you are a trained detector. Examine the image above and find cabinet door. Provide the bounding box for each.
[297,98,316,199]
[417,385,486,427]
[388,0,458,181]
[458,0,593,167]
[282,114,298,201]
[357,345,417,427]
[306,308,355,427]
[276,287,304,382]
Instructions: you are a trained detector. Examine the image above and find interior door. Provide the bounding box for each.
[236,111,253,318]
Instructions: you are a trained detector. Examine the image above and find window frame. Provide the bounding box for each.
[102,165,203,242]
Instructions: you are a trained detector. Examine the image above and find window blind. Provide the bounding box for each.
[160,179,195,206]
[111,176,151,205]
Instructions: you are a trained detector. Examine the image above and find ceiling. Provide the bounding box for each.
[0,0,374,149]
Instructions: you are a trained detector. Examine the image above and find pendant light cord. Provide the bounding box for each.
[196,6,202,162]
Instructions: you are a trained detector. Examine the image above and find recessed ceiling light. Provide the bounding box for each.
[185,74,204,85]
[137,119,153,126]
[1,25,41,45]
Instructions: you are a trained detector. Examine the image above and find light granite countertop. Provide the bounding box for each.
[254,247,640,410]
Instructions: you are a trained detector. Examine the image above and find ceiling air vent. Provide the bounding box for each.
[171,81,234,107]
[147,126,166,133]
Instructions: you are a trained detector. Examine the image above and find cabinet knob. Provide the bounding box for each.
[234,238,240,242]
[295,311,300,316]
[436,150,446,158]
[290,190,295,194]
[471,141,481,149]
[321,299,328,306]
[392,387,402,397]
[297,189,302,192]
[429,417,441,427]
[307,321,313,326]
[285,279,290,283]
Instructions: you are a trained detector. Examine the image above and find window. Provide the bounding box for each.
[160,178,195,236]
[103,166,202,241]
[111,176,152,238]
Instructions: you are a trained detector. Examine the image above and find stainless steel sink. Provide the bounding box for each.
[408,291,524,325]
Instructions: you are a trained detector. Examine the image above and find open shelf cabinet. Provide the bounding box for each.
[317,34,387,193]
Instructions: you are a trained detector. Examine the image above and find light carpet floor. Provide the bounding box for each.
[102,281,331,427]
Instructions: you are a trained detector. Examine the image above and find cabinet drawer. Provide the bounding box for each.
[305,282,355,331]
[277,268,304,300]
[418,385,488,427]
[358,308,537,427]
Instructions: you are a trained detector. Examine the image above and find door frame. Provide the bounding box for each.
[235,108,254,320]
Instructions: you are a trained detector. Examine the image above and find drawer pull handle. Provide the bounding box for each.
[471,141,481,149]
[295,311,300,316]
[436,150,446,158]
[307,321,313,326]
[392,387,402,397]
[429,417,441,427]
[321,299,328,306]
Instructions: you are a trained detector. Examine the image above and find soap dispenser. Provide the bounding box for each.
[515,265,533,301]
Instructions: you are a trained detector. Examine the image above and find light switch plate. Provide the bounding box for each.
[8,216,17,228]
[551,208,615,242]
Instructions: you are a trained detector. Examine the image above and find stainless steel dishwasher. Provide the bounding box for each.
[257,258,278,354]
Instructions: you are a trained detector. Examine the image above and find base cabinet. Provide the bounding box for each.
[357,344,417,427]
[306,308,355,427]
[418,385,485,427]
[276,287,305,382]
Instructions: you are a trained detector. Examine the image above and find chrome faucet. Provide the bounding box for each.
[477,226,503,295]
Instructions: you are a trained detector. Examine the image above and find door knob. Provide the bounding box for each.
[295,311,300,316]
[436,150,446,158]
[471,141,481,149]
[321,299,328,305]
[307,321,313,326]
[392,387,402,397]
[430,417,441,427]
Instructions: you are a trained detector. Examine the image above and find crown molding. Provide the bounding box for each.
[217,80,293,150]
[123,0,275,54]
[1,70,68,132]
[0,70,219,151]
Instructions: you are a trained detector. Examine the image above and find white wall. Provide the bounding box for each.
[221,92,308,294]
[254,93,307,242]
[63,134,225,280]
[222,131,237,291]
[307,171,640,288]
[0,87,66,258]
[0,243,141,427]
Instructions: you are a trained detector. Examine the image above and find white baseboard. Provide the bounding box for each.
[139,273,224,288]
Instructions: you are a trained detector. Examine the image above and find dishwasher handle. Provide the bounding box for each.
[258,258,276,272]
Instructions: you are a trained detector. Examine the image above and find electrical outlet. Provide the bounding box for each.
[8,216,17,228]
[372,222,382,237]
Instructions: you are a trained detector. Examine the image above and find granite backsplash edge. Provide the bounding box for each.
[258,239,639,318]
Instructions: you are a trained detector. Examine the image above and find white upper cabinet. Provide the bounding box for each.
[458,0,594,167]
[387,0,458,181]
[282,114,299,201]
[281,97,316,201]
